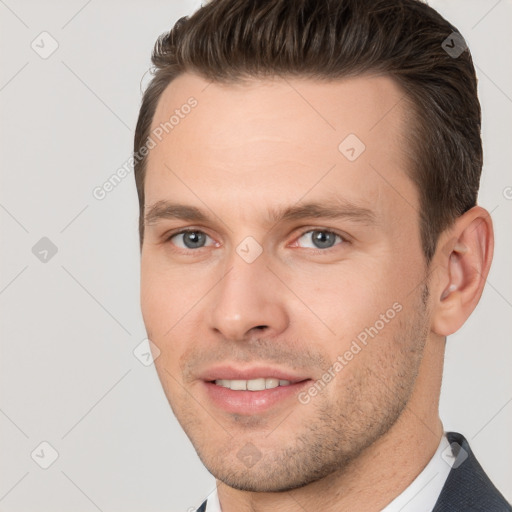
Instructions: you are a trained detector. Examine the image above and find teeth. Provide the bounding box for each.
[214,378,292,391]
[230,379,247,391]
[247,378,266,391]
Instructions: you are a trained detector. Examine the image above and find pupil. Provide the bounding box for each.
[313,231,335,249]
[184,231,205,248]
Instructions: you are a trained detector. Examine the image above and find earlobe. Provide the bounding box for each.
[431,207,494,337]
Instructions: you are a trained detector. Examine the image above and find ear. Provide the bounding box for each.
[430,206,494,336]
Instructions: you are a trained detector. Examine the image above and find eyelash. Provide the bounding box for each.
[164,227,350,253]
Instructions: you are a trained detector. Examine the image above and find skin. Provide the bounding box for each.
[140,72,494,512]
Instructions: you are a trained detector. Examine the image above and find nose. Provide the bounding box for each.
[207,253,289,342]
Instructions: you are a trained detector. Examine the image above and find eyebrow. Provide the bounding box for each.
[144,199,377,228]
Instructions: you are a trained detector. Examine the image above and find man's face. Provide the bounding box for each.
[140,73,432,491]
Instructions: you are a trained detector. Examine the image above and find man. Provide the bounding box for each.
[133,0,511,510]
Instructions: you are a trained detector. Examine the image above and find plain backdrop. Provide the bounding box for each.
[0,1,511,511]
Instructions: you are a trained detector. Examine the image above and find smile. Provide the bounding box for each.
[214,378,292,391]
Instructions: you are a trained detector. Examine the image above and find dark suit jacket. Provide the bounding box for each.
[196,432,511,511]
[432,432,510,511]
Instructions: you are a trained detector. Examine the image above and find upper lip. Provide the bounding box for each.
[199,365,310,383]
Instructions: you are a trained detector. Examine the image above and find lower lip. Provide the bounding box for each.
[202,380,311,415]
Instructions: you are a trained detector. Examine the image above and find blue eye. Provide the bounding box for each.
[167,229,345,252]
[296,230,343,249]
[169,230,214,249]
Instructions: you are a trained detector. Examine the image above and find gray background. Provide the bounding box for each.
[0,0,510,510]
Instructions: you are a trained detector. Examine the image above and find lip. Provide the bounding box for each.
[198,365,312,415]
[199,365,309,383]
[202,380,311,414]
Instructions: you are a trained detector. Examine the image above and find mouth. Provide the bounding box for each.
[199,367,312,414]
[212,377,299,391]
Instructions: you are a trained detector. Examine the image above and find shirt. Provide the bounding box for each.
[205,433,451,512]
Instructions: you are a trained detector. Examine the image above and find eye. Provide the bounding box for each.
[295,229,344,250]
[168,230,215,249]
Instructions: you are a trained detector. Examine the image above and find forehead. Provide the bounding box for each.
[150,72,408,149]
[145,72,418,227]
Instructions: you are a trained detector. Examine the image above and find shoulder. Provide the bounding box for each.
[433,432,511,511]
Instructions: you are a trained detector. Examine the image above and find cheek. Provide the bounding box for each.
[283,260,413,374]
[140,268,189,384]
[140,259,211,364]
[141,255,193,323]
[287,263,391,330]
[140,265,163,333]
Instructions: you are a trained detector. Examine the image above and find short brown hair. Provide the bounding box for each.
[134,0,482,263]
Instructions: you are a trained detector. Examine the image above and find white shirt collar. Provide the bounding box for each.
[204,486,222,512]
[205,433,451,512]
